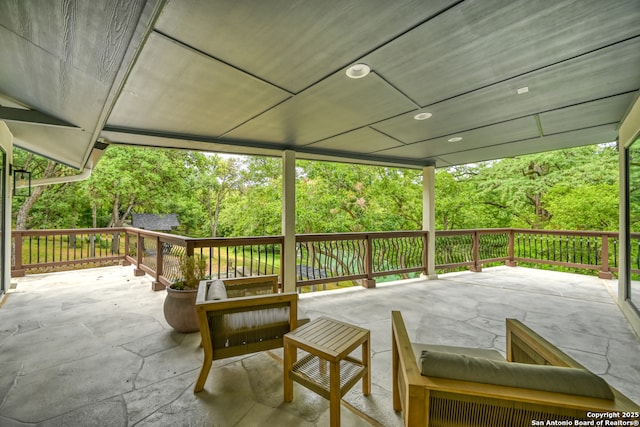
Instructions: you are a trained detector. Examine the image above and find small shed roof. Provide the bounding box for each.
[131,214,179,231]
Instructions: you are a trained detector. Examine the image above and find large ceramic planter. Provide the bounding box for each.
[163,286,199,333]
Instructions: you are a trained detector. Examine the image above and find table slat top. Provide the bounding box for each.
[285,317,369,359]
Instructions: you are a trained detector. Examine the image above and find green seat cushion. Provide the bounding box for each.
[419,349,614,400]
[412,343,505,362]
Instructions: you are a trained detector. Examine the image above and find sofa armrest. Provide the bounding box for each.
[391,311,427,423]
[506,318,639,409]
[506,318,579,367]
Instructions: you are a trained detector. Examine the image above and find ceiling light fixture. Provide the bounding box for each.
[517,86,529,95]
[448,136,463,142]
[414,112,432,120]
[346,63,370,79]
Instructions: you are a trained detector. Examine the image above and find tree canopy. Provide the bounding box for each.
[12,142,619,235]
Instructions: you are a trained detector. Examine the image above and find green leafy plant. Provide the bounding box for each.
[172,254,208,290]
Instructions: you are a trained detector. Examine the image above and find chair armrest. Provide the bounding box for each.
[196,280,209,303]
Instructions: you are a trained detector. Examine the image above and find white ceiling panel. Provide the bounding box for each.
[155,0,458,93]
[539,93,637,135]
[365,0,640,106]
[436,124,618,167]
[8,123,94,169]
[304,127,404,153]
[375,117,540,160]
[1,0,638,170]
[223,71,417,146]
[107,33,292,136]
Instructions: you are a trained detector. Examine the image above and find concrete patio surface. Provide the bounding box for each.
[0,265,638,426]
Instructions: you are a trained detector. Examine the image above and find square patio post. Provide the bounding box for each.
[422,166,437,279]
[282,150,297,292]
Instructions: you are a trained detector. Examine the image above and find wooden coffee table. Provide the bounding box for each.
[283,316,370,427]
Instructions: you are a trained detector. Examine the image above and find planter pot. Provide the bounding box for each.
[163,286,199,333]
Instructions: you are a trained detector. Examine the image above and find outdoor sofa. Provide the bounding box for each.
[391,310,639,426]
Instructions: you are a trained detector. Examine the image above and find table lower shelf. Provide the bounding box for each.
[289,353,366,400]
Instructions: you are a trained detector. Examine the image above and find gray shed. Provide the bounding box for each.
[131,214,180,232]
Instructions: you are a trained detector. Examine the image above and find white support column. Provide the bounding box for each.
[0,122,13,296]
[422,166,438,279]
[282,150,297,292]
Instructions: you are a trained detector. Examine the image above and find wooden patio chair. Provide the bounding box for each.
[194,275,306,392]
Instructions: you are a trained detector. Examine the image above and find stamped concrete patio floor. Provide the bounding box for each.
[0,265,638,426]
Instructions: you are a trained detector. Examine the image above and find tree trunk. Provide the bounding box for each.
[205,191,215,237]
[212,190,225,238]
[109,193,135,254]
[15,161,58,230]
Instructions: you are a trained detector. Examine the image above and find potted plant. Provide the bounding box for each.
[163,254,208,333]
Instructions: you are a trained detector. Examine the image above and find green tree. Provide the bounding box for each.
[193,155,241,237]
[471,144,618,229]
[12,142,621,238]
[85,146,201,229]
[12,148,87,229]
[217,156,282,237]
[545,183,618,230]
[296,161,423,233]
[369,167,422,230]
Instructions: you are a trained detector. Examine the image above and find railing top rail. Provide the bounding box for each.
[509,228,619,237]
[124,227,183,240]
[436,228,620,237]
[16,227,624,239]
[189,236,284,248]
[436,229,482,236]
[296,230,427,242]
[122,229,285,248]
[15,227,129,236]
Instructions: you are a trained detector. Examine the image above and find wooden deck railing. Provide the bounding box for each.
[435,228,625,279]
[11,228,129,276]
[12,227,631,291]
[296,231,428,290]
[121,229,284,290]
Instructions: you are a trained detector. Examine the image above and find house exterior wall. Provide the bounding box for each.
[620,94,640,337]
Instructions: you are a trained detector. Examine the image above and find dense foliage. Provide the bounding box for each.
[12,143,619,234]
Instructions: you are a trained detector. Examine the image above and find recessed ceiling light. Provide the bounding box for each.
[414,112,432,120]
[346,63,370,79]
[448,136,463,142]
[517,86,529,95]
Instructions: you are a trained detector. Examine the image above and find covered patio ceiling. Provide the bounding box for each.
[1,0,639,170]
